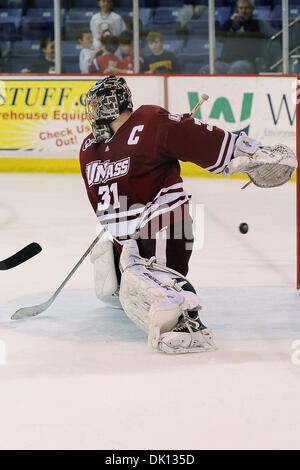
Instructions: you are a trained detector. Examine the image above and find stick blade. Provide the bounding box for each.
[11,300,51,320]
[0,243,42,270]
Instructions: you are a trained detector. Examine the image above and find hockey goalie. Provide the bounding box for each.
[79,75,297,354]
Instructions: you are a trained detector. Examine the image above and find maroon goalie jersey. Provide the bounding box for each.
[79,105,237,245]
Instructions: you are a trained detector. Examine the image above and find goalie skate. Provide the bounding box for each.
[158,311,216,354]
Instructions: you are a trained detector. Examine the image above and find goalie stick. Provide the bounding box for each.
[0,243,42,270]
[11,233,102,320]
[191,93,209,117]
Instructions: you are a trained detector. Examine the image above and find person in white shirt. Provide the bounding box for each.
[90,0,126,50]
[76,28,95,74]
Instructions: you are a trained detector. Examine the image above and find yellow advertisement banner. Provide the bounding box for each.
[0,78,95,171]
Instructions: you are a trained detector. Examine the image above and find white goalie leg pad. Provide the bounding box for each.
[90,237,120,308]
[119,239,202,351]
[222,132,297,188]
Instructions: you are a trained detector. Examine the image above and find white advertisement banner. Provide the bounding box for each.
[167,76,297,152]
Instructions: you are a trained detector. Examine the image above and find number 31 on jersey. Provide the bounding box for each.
[97,183,120,211]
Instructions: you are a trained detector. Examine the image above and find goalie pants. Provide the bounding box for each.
[114,210,194,277]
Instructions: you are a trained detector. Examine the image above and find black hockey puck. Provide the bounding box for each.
[239,223,249,234]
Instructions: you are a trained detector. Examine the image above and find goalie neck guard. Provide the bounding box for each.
[85,75,133,143]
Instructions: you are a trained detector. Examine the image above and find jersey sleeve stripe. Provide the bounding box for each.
[204,131,229,172]
[204,131,237,174]
[210,132,237,175]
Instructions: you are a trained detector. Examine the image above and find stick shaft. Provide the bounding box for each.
[191,94,209,117]
[11,232,103,320]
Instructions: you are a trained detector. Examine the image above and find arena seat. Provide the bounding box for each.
[252,6,271,21]
[22,8,65,40]
[0,8,22,40]
[64,8,98,40]
[215,6,231,28]
[8,39,41,72]
[146,7,182,34]
[61,40,81,73]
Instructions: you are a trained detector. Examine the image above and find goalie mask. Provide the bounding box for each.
[85,75,133,143]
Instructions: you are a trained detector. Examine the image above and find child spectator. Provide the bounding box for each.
[21,37,65,73]
[143,31,180,74]
[90,0,126,50]
[88,33,123,74]
[104,30,144,74]
[76,28,94,74]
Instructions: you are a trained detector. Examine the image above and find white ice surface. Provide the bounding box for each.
[0,174,299,450]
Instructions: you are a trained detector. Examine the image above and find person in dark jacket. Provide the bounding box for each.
[200,0,270,74]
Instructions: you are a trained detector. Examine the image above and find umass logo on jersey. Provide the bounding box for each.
[86,157,130,186]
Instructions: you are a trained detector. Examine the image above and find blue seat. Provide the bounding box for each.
[185,18,210,34]
[180,36,223,59]
[11,39,41,56]
[179,37,223,73]
[0,8,22,28]
[163,37,183,55]
[22,8,65,39]
[271,4,300,28]
[183,60,204,73]
[67,8,98,20]
[139,8,153,28]
[152,7,181,24]
[24,8,54,19]
[0,21,18,40]
[289,4,300,20]
[61,40,81,73]
[147,7,182,34]
[64,8,98,40]
[215,6,231,28]
[9,40,41,72]
[113,8,132,22]
[0,9,22,40]
[7,56,43,72]
[252,6,271,21]
[61,39,81,57]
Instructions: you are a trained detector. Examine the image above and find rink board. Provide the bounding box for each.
[0,74,297,180]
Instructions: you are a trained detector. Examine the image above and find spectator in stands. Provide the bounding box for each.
[200,0,270,74]
[143,31,180,74]
[103,30,144,74]
[76,28,95,74]
[90,0,126,51]
[178,0,207,29]
[21,37,65,73]
[89,32,123,74]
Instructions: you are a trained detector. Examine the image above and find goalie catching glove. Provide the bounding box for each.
[223,132,297,188]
